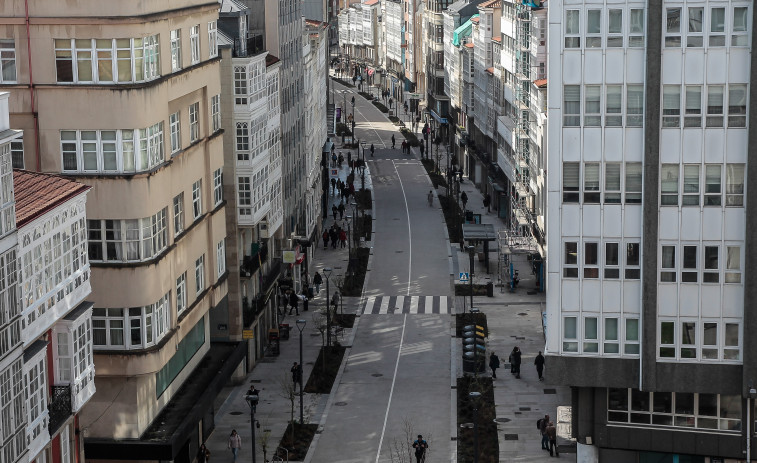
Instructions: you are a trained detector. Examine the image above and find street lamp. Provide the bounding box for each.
[345,215,353,260]
[467,245,475,313]
[469,391,481,463]
[351,96,356,138]
[245,393,260,463]
[296,319,307,426]
[324,267,333,347]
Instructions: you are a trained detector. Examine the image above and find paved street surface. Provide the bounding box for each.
[202,75,574,463]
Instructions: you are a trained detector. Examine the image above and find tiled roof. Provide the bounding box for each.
[13,170,90,228]
[534,78,547,88]
[479,0,501,8]
[485,67,494,74]
[470,17,480,23]
[464,42,475,48]
[492,36,502,42]
[364,0,379,5]
[266,53,280,66]
[305,19,326,27]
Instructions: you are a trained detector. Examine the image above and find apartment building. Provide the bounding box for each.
[424,0,454,120]
[304,20,328,235]
[217,0,285,368]
[0,0,233,460]
[338,0,381,71]
[546,1,754,461]
[384,0,406,97]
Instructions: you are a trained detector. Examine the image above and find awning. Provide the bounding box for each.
[322,141,334,154]
[429,109,448,124]
[462,223,497,241]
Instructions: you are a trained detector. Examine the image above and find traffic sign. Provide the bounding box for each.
[243,330,254,339]
[459,272,469,282]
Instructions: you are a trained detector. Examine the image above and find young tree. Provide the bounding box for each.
[276,373,297,443]
[387,417,432,463]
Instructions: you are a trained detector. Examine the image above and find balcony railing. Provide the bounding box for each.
[233,35,264,58]
[240,243,269,278]
[48,385,72,435]
[242,258,283,327]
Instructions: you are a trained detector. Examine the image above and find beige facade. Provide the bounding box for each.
[0,0,230,458]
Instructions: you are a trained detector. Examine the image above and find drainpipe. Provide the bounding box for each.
[25,0,41,171]
[747,397,751,463]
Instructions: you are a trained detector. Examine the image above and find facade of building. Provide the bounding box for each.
[0,0,234,460]
[218,0,285,368]
[546,1,754,461]
[304,20,328,238]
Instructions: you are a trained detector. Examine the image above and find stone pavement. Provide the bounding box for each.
[202,77,574,462]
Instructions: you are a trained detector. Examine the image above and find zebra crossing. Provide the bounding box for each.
[362,296,452,315]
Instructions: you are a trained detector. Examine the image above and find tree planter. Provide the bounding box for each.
[276,423,318,461]
[457,376,499,463]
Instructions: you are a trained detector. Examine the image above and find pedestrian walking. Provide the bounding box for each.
[291,362,303,385]
[322,231,329,249]
[401,140,407,153]
[196,444,211,463]
[483,193,491,213]
[289,291,299,315]
[339,228,347,248]
[535,351,545,381]
[338,202,345,219]
[370,143,375,156]
[461,191,468,210]
[313,271,322,293]
[412,435,428,463]
[330,227,338,248]
[332,205,338,220]
[330,177,336,195]
[391,134,396,149]
[419,143,424,158]
[489,352,500,379]
[301,290,309,311]
[512,346,522,378]
[338,153,344,167]
[538,414,550,451]
[509,347,517,374]
[228,430,242,461]
[546,422,559,457]
[427,190,433,207]
[331,152,337,167]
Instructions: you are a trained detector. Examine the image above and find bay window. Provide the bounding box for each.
[87,208,168,262]
[55,37,159,84]
[61,124,163,174]
[92,294,170,350]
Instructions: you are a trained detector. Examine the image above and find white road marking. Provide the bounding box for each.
[375,315,408,463]
[392,160,413,296]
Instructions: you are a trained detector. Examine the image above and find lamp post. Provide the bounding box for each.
[467,245,475,312]
[324,267,333,347]
[469,391,481,463]
[245,393,260,463]
[351,96,356,139]
[296,319,307,426]
[345,215,352,260]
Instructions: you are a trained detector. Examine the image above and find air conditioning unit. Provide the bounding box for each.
[259,221,270,238]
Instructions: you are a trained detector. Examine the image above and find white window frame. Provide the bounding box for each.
[583,163,600,204]
[192,180,202,219]
[195,255,205,294]
[660,244,676,282]
[731,7,749,47]
[586,9,602,48]
[173,193,184,236]
[604,163,621,204]
[60,125,163,174]
[176,272,187,314]
[709,7,726,47]
[703,245,719,283]
[234,66,248,105]
[190,25,201,64]
[208,21,218,58]
[684,86,702,128]
[725,163,744,206]
[665,7,682,47]
[170,29,182,72]
[563,316,578,353]
[213,168,223,206]
[563,85,580,126]
[211,94,221,132]
[564,10,580,48]
[660,164,679,206]
[682,164,700,206]
[584,85,601,127]
[0,39,17,83]
[189,102,199,143]
[169,112,181,153]
[706,85,724,127]
[607,9,623,47]
[238,176,251,216]
[725,245,741,284]
[625,242,640,280]
[605,85,623,127]
[563,241,578,278]
[686,7,704,48]
[216,239,226,278]
[583,316,599,353]
[629,9,645,47]
[727,84,747,128]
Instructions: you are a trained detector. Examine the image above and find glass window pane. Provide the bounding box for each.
[720,395,741,419]
[660,321,675,344]
[587,10,601,34]
[676,392,694,415]
[681,322,696,345]
[605,243,619,266]
[608,10,622,33]
[630,9,644,33]
[688,7,703,32]
[608,388,628,411]
[667,8,681,33]
[726,246,740,270]
[683,246,697,268]
[725,324,739,347]
[711,8,725,32]
[653,392,672,413]
[605,318,618,341]
[626,319,639,341]
[631,389,650,412]
[565,242,577,265]
[661,165,679,193]
[585,317,598,339]
[564,317,577,338]
[698,393,717,416]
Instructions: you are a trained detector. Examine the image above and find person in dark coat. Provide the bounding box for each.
[509,347,518,374]
[412,435,428,463]
[546,422,559,457]
[338,202,345,219]
[301,289,309,311]
[489,352,500,379]
[330,177,336,195]
[460,191,468,209]
[535,351,545,381]
[289,291,299,315]
[512,346,522,378]
[313,271,323,293]
[322,230,329,249]
[370,144,375,156]
[332,205,338,220]
[391,134,396,149]
[339,228,347,248]
[197,444,210,463]
[329,227,338,248]
[483,193,491,212]
[291,362,303,385]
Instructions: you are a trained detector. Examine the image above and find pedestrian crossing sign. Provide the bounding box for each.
[459,272,469,282]
[331,169,338,176]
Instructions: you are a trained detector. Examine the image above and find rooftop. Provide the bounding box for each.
[479,0,502,8]
[219,0,248,13]
[465,42,475,48]
[266,53,280,66]
[364,0,379,5]
[534,78,547,88]
[13,170,90,228]
[492,36,501,42]
[470,16,480,23]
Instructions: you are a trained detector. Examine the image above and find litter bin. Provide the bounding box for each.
[486,282,494,297]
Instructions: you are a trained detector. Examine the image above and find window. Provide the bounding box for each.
[725,246,741,283]
[606,85,623,127]
[584,317,598,352]
[563,317,578,352]
[87,209,168,262]
[625,243,640,279]
[211,94,221,132]
[234,66,248,105]
[660,164,679,206]
[584,86,601,127]
[725,164,744,206]
[665,8,682,47]
[584,243,598,278]
[238,176,251,216]
[236,122,250,160]
[10,139,23,169]
[563,86,580,126]
[660,321,675,357]
[707,85,724,127]
[176,272,187,313]
[190,25,200,64]
[603,318,619,353]
[170,29,182,71]
[216,239,226,278]
[173,193,184,236]
[661,245,676,282]
[565,11,580,48]
[702,322,718,359]
[586,10,602,48]
[207,21,219,59]
[92,295,170,349]
[703,246,719,283]
[662,85,681,127]
[583,163,600,203]
[189,102,199,143]
[684,86,702,127]
[625,319,639,354]
[195,255,205,294]
[682,165,699,206]
[563,162,579,203]
[704,165,721,206]
[564,242,578,278]
[213,168,223,206]
[709,7,725,46]
[605,243,619,279]
[25,355,47,441]
[625,163,642,204]
[192,180,202,219]
[687,7,703,47]
[143,35,160,81]
[60,126,162,173]
[629,9,644,47]
[607,9,623,47]
[169,112,181,153]
[604,163,621,204]
[682,245,697,282]
[0,39,16,82]
[626,85,644,127]
[732,7,749,46]
[728,84,747,128]
[724,324,740,360]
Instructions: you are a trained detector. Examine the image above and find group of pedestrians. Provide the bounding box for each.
[538,414,559,457]
[322,223,348,250]
[488,348,545,381]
